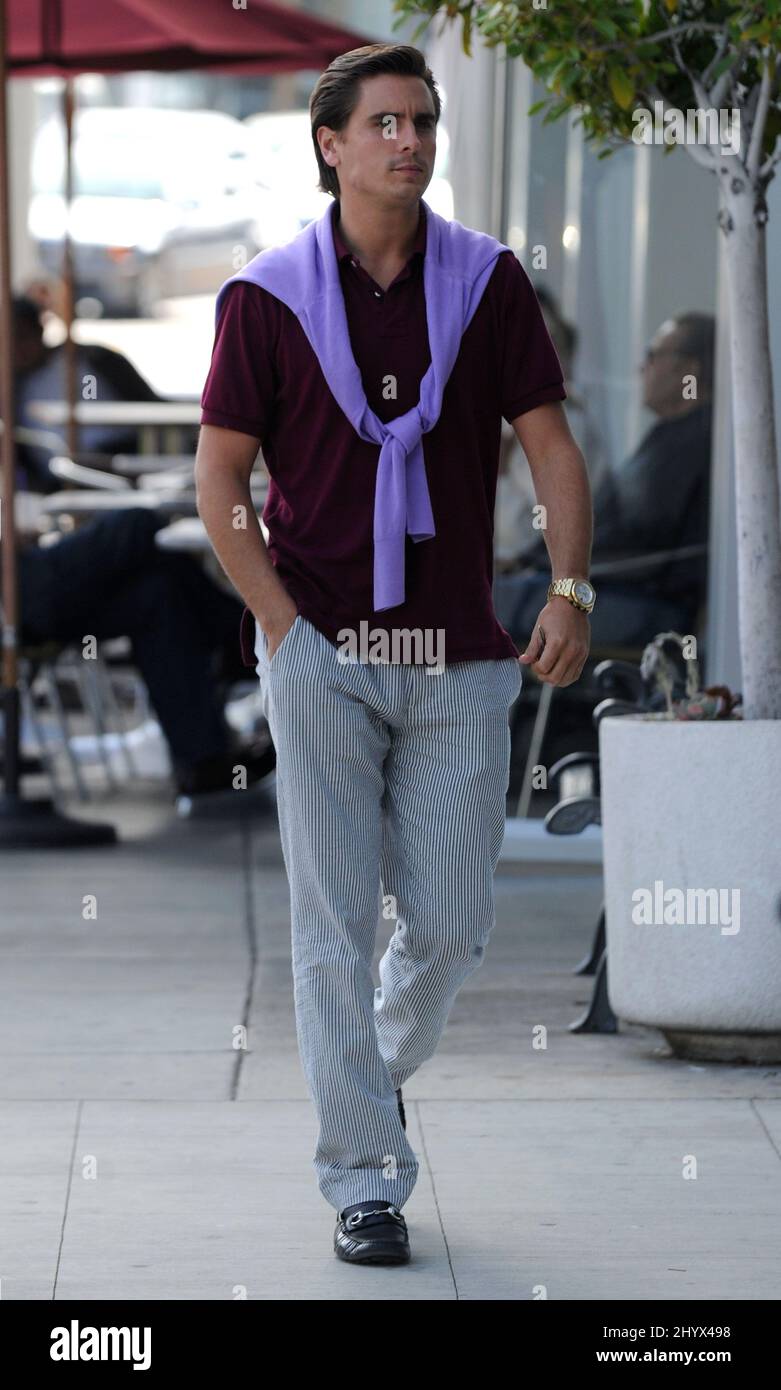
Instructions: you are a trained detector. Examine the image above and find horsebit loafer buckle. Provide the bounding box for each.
[344,1204,404,1230]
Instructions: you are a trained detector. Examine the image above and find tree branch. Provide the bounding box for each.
[672,40,711,110]
[680,139,719,172]
[594,20,734,58]
[759,142,781,181]
[701,30,730,91]
[645,84,717,170]
[710,59,744,112]
[656,5,718,112]
[747,53,776,178]
[633,21,728,46]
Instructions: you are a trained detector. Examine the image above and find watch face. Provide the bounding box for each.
[573,580,594,606]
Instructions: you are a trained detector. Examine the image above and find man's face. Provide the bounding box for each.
[318,74,437,209]
[641,320,699,416]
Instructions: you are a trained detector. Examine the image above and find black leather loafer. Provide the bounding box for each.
[334,1204,410,1264]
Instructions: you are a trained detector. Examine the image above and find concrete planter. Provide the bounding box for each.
[599,716,781,1062]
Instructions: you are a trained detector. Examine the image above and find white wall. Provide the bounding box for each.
[575,139,640,472]
[425,22,505,237]
[634,140,719,441]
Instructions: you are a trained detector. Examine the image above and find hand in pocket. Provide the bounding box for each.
[266,607,300,663]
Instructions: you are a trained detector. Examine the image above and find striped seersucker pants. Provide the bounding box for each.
[254,614,522,1213]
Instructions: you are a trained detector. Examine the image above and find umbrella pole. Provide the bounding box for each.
[0,0,115,846]
[63,76,77,462]
[0,0,21,795]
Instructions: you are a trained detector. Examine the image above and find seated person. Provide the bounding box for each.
[496,311,714,648]
[8,507,274,796]
[495,289,609,575]
[12,292,164,492]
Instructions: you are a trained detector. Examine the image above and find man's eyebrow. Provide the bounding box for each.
[365,110,436,121]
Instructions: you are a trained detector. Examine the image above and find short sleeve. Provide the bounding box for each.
[200,281,277,439]
[496,253,567,423]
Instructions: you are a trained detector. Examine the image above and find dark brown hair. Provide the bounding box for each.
[309,44,441,200]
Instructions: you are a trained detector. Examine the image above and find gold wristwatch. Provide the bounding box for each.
[547,577,596,613]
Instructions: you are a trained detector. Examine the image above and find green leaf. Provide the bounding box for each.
[710,53,736,81]
[548,58,571,85]
[594,18,619,40]
[608,67,635,110]
[461,9,472,58]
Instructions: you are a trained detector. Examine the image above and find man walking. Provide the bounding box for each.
[196,43,594,1265]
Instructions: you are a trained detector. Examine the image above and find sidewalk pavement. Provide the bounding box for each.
[1,776,780,1301]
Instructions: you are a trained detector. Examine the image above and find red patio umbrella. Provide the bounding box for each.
[0,0,377,844]
[8,0,375,75]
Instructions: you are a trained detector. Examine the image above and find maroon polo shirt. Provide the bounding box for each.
[200,201,566,665]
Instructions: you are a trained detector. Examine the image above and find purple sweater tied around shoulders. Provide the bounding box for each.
[214,197,511,612]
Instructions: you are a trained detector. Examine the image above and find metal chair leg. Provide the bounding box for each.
[77,660,119,791]
[574,906,606,976]
[19,677,65,800]
[93,654,140,781]
[569,949,618,1034]
[39,665,90,802]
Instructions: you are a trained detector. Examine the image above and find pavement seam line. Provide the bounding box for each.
[229,813,258,1102]
[52,1097,84,1300]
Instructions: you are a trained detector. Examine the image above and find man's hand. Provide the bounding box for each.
[263,594,299,660]
[519,598,591,687]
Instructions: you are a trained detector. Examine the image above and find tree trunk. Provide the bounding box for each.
[718,171,781,720]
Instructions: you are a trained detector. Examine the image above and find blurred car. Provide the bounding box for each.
[29,107,264,317]
[243,110,331,244]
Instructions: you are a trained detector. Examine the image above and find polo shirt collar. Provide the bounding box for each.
[332,201,427,271]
